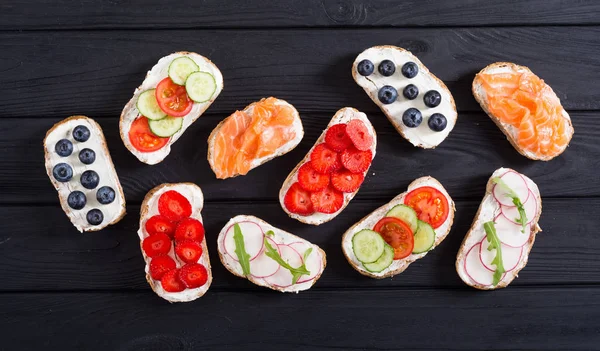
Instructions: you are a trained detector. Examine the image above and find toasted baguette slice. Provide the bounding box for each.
[217,215,326,293]
[472,62,574,161]
[207,97,303,179]
[120,51,223,165]
[352,45,457,149]
[456,168,542,290]
[43,115,126,232]
[279,107,376,225]
[342,177,455,278]
[138,183,212,302]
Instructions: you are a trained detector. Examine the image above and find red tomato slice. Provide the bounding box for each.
[373,217,414,260]
[155,77,193,117]
[404,186,449,229]
[128,117,169,152]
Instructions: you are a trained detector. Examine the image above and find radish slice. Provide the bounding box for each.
[249,237,280,278]
[492,170,530,207]
[289,242,321,283]
[464,242,504,286]
[501,190,537,225]
[494,214,531,248]
[223,221,265,262]
[263,244,303,288]
[479,237,523,272]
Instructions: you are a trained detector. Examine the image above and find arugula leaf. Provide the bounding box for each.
[263,238,310,284]
[484,221,505,286]
[492,177,528,233]
[233,223,251,276]
[265,230,275,237]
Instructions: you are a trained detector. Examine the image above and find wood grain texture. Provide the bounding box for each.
[0,27,599,119]
[2,0,600,30]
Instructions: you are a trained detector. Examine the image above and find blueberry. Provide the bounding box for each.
[403,84,419,100]
[55,139,73,157]
[53,163,73,182]
[428,113,447,132]
[402,62,419,78]
[96,186,116,205]
[402,108,423,128]
[357,59,374,76]
[378,60,395,77]
[80,170,100,189]
[73,125,90,142]
[79,148,96,165]
[86,209,104,226]
[67,191,87,210]
[377,86,398,104]
[423,90,442,107]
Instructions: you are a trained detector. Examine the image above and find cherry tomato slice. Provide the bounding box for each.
[128,117,169,152]
[155,77,193,117]
[404,186,449,229]
[373,217,414,260]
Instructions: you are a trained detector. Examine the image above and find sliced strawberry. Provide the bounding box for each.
[346,119,373,151]
[158,190,192,222]
[310,185,344,214]
[331,169,365,193]
[331,152,343,172]
[284,182,314,215]
[297,163,330,191]
[149,255,176,280]
[161,269,186,292]
[145,215,176,238]
[142,232,172,257]
[174,218,205,243]
[341,147,372,173]
[325,124,353,152]
[178,263,209,289]
[175,240,203,263]
[310,143,339,173]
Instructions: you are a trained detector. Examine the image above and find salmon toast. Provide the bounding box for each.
[473,62,574,161]
[207,97,303,179]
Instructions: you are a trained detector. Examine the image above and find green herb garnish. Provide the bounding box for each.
[263,237,310,284]
[484,221,505,286]
[492,177,527,233]
[233,223,251,276]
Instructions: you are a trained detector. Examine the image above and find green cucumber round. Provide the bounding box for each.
[386,204,418,233]
[412,220,436,254]
[185,71,216,103]
[168,57,199,85]
[352,229,386,264]
[148,116,183,137]
[363,244,394,273]
[136,89,167,121]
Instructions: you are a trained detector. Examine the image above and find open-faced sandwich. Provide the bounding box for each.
[353,45,457,149]
[279,107,376,225]
[207,97,303,179]
[120,52,223,165]
[44,115,126,232]
[456,168,542,290]
[217,215,326,293]
[138,183,212,302]
[342,177,454,278]
[473,62,574,161]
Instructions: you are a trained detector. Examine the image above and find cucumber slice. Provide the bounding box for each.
[352,229,386,264]
[168,57,199,85]
[412,220,436,254]
[185,71,216,103]
[148,116,183,137]
[363,244,394,273]
[386,204,418,233]
[136,89,167,120]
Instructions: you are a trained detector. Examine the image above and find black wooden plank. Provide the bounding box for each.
[3,287,600,350]
[2,0,600,30]
[0,198,597,291]
[0,27,599,118]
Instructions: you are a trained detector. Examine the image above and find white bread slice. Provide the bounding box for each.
[120,51,224,165]
[472,62,574,161]
[217,215,326,293]
[43,115,126,232]
[352,45,457,149]
[279,107,377,225]
[138,183,212,302]
[341,177,455,279]
[206,97,303,179]
[455,168,542,290]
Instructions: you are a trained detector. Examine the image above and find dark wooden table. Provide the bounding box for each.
[2,1,600,350]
